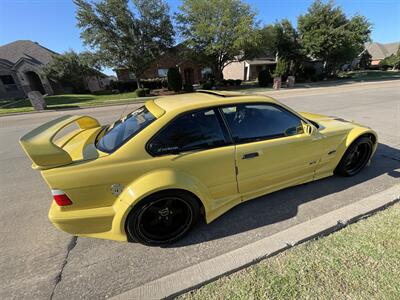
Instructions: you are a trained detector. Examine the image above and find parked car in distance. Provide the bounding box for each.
[20,91,378,246]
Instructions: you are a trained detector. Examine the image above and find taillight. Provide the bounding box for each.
[51,189,73,206]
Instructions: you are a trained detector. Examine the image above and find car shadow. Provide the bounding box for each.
[169,143,399,247]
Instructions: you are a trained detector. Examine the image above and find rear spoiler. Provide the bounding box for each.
[19,115,100,170]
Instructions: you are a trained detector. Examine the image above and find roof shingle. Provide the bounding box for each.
[0,40,58,66]
[365,41,400,60]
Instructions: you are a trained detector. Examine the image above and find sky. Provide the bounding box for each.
[1,0,399,75]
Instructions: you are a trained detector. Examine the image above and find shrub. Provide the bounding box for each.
[183,83,194,92]
[217,79,242,86]
[273,59,289,78]
[258,70,271,87]
[91,90,117,96]
[141,78,168,90]
[167,67,182,92]
[234,79,242,86]
[109,80,137,93]
[295,65,317,82]
[201,80,214,90]
[226,79,235,86]
[135,88,147,97]
[358,51,372,70]
[379,50,400,69]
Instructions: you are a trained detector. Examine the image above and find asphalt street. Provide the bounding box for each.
[0,80,399,299]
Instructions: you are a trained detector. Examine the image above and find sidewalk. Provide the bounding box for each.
[112,185,400,300]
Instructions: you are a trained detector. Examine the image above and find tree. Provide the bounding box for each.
[274,19,304,75]
[358,51,372,69]
[392,46,400,69]
[175,0,258,80]
[273,58,289,78]
[167,67,182,92]
[258,69,271,87]
[250,20,304,75]
[379,46,400,70]
[42,50,98,93]
[298,0,371,75]
[74,0,174,87]
[249,25,277,58]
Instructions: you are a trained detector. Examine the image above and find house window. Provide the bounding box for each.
[0,75,15,85]
[0,75,18,91]
[201,67,212,80]
[157,68,169,78]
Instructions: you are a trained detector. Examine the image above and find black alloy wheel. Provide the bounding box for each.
[126,191,199,246]
[335,136,373,177]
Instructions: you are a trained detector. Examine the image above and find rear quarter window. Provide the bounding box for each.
[97,106,155,153]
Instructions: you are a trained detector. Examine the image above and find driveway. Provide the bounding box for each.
[0,80,399,299]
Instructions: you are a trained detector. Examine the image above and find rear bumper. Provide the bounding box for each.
[48,201,128,242]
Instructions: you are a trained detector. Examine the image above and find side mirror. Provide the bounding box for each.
[303,122,317,136]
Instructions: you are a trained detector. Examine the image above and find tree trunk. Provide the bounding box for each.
[136,77,141,89]
[214,65,224,81]
[289,60,295,75]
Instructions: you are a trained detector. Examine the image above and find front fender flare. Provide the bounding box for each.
[334,127,378,168]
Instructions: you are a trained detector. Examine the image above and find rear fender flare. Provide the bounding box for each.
[111,169,212,236]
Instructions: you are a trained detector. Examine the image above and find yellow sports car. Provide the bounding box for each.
[20,91,377,245]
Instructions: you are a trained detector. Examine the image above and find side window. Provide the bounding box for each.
[148,109,228,155]
[222,104,303,143]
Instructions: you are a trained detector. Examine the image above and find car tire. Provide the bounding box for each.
[125,191,200,246]
[334,136,373,177]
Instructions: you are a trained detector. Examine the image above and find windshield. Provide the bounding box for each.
[97,106,156,153]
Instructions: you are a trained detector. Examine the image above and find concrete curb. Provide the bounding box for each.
[111,184,400,300]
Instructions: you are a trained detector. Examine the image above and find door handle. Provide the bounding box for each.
[242,152,259,159]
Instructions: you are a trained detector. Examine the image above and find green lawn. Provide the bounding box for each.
[217,70,400,93]
[339,69,400,80]
[0,92,149,115]
[181,203,400,299]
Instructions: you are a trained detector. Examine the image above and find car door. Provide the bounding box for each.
[221,103,324,201]
[147,108,240,212]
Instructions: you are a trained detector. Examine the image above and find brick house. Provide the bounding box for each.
[360,41,400,67]
[115,45,210,84]
[0,40,109,100]
[222,57,277,81]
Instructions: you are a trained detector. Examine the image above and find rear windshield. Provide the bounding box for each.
[97,106,156,153]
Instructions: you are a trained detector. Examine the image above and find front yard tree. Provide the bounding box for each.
[379,46,400,70]
[74,0,174,87]
[358,51,372,69]
[167,67,182,92]
[176,0,258,80]
[251,20,303,75]
[43,50,98,93]
[298,0,371,75]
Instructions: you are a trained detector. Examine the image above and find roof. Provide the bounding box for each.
[245,58,276,65]
[152,91,278,114]
[0,40,58,66]
[364,42,400,60]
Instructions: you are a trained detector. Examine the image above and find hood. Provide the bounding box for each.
[299,112,366,131]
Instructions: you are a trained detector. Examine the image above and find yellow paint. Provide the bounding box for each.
[19,115,100,169]
[19,91,378,242]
